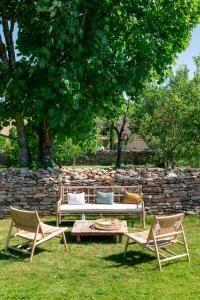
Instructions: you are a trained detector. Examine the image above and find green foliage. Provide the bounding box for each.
[0,130,19,167]
[54,138,84,166]
[54,131,102,166]
[25,124,41,169]
[0,126,40,168]
[131,60,200,168]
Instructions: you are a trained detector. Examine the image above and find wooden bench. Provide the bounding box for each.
[57,185,145,228]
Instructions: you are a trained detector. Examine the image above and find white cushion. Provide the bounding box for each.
[59,203,142,213]
[67,192,85,205]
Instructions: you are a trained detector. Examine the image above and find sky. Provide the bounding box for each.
[174,24,200,78]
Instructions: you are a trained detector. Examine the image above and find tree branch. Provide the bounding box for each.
[118,99,131,137]
[0,34,9,68]
[1,9,16,70]
[10,6,19,34]
[0,133,17,140]
[81,9,88,28]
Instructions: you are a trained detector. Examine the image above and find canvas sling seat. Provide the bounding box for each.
[124,213,190,270]
[5,207,68,262]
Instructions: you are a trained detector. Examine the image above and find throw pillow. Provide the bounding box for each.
[67,192,85,205]
[96,191,114,204]
[123,191,141,204]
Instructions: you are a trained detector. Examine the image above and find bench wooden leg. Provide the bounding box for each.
[56,213,59,227]
[58,213,62,225]
[141,203,145,228]
[118,234,123,243]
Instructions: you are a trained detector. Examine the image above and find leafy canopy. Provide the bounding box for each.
[15,0,200,135]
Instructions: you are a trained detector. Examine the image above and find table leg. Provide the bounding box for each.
[118,234,122,243]
[76,235,81,242]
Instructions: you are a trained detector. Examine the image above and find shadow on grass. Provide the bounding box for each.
[103,249,189,270]
[0,247,46,262]
[59,232,119,245]
[103,250,155,268]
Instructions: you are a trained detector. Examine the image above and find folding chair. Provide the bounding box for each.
[124,213,190,270]
[5,206,68,262]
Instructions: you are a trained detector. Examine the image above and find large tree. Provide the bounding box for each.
[1,0,200,167]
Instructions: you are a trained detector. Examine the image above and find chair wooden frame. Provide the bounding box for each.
[124,213,190,270]
[5,207,68,262]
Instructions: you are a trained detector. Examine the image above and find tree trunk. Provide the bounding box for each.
[15,113,29,167]
[38,121,54,168]
[164,151,175,169]
[114,115,128,169]
[109,128,115,150]
[115,135,122,168]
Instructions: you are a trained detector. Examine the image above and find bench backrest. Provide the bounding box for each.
[60,185,142,204]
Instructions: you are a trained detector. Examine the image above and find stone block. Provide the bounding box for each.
[0,183,7,189]
[163,189,173,194]
[21,187,33,192]
[191,196,200,201]
[33,193,48,198]
[172,191,188,197]
[194,178,200,183]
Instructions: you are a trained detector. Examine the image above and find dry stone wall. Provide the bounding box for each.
[0,167,200,219]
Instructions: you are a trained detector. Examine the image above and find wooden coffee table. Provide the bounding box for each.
[71,220,128,242]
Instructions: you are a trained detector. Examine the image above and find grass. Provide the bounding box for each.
[0,216,200,300]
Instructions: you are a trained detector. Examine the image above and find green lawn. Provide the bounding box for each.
[0,216,200,300]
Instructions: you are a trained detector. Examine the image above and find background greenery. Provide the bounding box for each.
[130,60,200,168]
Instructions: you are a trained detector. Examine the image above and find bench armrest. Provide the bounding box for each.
[141,199,145,208]
[57,184,65,212]
[57,198,63,212]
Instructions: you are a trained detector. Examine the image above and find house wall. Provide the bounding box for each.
[0,125,13,136]
[0,167,200,219]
